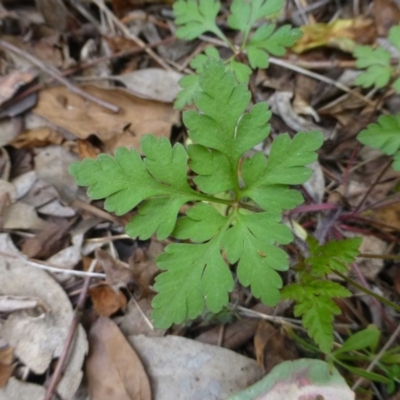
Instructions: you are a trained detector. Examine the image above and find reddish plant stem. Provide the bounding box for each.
[289,202,338,215]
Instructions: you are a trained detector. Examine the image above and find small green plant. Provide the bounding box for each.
[331,326,390,385]
[281,237,362,353]
[173,0,302,108]
[353,24,400,91]
[291,325,393,387]
[69,59,323,329]
[354,23,400,170]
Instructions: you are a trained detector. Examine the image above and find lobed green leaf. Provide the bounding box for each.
[353,46,393,89]
[173,0,222,40]
[228,0,285,33]
[246,24,302,68]
[307,237,362,275]
[358,114,400,170]
[69,136,201,237]
[152,239,234,328]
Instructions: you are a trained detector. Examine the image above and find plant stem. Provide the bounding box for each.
[358,253,400,261]
[334,271,400,313]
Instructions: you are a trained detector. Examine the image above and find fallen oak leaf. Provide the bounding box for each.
[86,317,152,400]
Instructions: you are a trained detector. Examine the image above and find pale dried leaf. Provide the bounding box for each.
[112,69,183,102]
[96,249,134,290]
[0,378,45,400]
[0,69,37,107]
[86,317,152,400]
[11,171,37,200]
[34,145,79,203]
[3,202,48,230]
[0,253,87,399]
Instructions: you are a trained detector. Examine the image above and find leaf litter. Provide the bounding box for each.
[0,0,400,399]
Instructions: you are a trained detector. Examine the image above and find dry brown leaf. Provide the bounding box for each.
[128,241,164,296]
[76,139,101,159]
[86,317,152,400]
[254,320,298,373]
[34,145,79,203]
[96,249,135,290]
[0,251,87,399]
[292,18,376,54]
[110,69,183,103]
[195,303,274,349]
[2,36,63,69]
[21,222,70,259]
[35,0,79,31]
[374,0,400,36]
[3,202,48,230]
[0,69,37,107]
[0,347,13,388]
[10,127,63,149]
[33,85,180,153]
[89,285,127,317]
[111,0,173,16]
[362,203,400,231]
[117,297,161,337]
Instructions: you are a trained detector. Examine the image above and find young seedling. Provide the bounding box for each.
[69,59,323,329]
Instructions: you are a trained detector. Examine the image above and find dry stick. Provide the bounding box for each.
[44,259,98,400]
[0,249,105,278]
[352,322,400,391]
[92,0,172,71]
[0,39,119,113]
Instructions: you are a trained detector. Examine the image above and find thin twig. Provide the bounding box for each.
[0,250,105,278]
[0,39,120,113]
[92,0,172,71]
[44,259,97,400]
